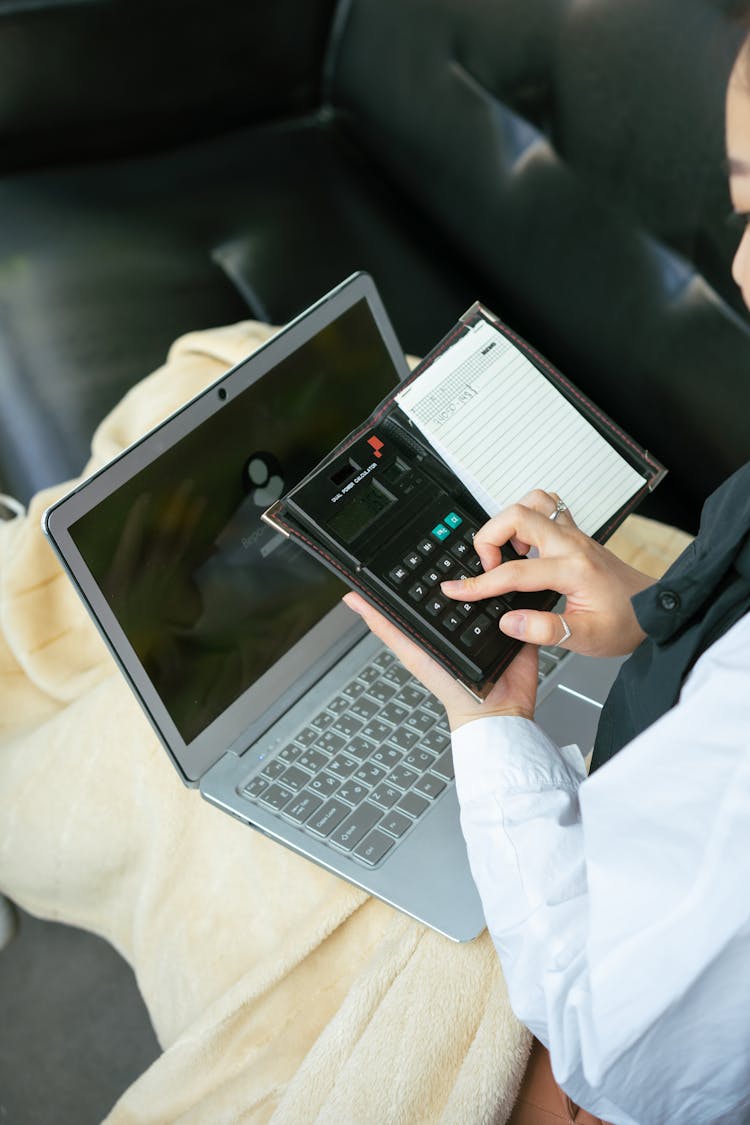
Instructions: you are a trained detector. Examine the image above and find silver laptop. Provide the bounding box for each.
[43,272,623,943]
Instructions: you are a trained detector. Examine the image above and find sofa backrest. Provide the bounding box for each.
[0,0,338,173]
[329,0,750,530]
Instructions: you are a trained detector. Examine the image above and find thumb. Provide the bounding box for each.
[500,609,577,651]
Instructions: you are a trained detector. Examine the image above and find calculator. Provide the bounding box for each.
[269,415,557,698]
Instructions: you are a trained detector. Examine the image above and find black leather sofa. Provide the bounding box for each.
[1,0,748,534]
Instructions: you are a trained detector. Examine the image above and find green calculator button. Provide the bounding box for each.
[444,512,463,529]
[431,523,451,541]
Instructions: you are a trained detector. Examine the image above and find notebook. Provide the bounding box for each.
[264,301,664,701]
[43,272,630,942]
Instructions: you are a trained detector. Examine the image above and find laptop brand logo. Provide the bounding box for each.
[244,452,285,506]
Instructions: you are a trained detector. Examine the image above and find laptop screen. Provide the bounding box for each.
[68,298,401,744]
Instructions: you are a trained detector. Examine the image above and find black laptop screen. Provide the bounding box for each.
[69,300,400,744]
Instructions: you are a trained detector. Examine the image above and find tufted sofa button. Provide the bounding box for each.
[658,589,680,612]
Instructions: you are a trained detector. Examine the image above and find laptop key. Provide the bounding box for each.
[259,783,295,811]
[421,728,450,754]
[310,710,334,732]
[388,725,421,751]
[317,730,346,755]
[279,765,312,793]
[328,802,382,851]
[326,694,351,716]
[413,773,446,800]
[354,761,387,787]
[361,719,393,744]
[367,680,396,704]
[340,679,366,701]
[403,749,434,772]
[388,764,419,791]
[261,759,286,781]
[297,748,329,774]
[337,781,369,806]
[294,726,319,748]
[372,650,396,670]
[379,701,409,726]
[349,696,380,722]
[326,753,358,779]
[369,746,402,770]
[394,684,427,709]
[403,708,435,734]
[369,782,400,809]
[380,810,412,838]
[241,775,269,799]
[396,791,430,819]
[307,798,350,837]
[431,749,455,780]
[345,735,375,762]
[284,790,324,825]
[308,771,341,797]
[354,829,395,866]
[329,714,364,740]
[379,664,412,688]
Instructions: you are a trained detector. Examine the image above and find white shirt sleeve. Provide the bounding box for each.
[452,612,750,1125]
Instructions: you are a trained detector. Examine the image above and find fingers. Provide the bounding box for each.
[441,554,575,603]
[342,591,458,695]
[474,491,577,568]
[499,609,577,650]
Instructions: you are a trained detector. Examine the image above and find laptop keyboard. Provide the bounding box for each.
[239,643,568,868]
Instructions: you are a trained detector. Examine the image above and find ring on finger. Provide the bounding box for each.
[548,497,568,522]
[558,616,572,645]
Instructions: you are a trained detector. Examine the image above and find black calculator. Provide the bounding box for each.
[271,416,556,697]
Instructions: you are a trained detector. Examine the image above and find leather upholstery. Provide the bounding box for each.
[0,0,747,533]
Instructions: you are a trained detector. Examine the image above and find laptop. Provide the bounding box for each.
[43,272,623,942]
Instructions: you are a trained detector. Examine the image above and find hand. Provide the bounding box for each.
[441,490,654,657]
[342,592,539,731]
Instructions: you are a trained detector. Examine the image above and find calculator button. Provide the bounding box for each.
[408,581,429,603]
[442,609,463,632]
[424,595,447,617]
[416,538,437,557]
[454,600,474,618]
[403,550,422,570]
[484,598,509,619]
[422,567,441,586]
[389,563,409,584]
[435,553,457,575]
[431,523,451,541]
[450,540,471,560]
[465,552,484,575]
[444,511,463,529]
[463,526,479,543]
[460,613,494,649]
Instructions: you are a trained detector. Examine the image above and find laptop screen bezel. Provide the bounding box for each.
[43,273,411,784]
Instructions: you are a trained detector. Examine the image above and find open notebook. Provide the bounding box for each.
[265,301,665,699]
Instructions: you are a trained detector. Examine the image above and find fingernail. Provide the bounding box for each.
[440,580,464,595]
[500,612,526,638]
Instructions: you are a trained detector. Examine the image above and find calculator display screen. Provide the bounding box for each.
[327,480,395,544]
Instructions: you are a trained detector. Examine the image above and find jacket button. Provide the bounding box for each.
[658,589,680,612]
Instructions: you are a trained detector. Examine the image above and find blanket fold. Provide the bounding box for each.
[0,320,692,1124]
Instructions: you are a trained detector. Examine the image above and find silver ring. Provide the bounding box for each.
[548,498,568,522]
[558,617,572,645]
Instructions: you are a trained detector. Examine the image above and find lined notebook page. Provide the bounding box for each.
[395,316,646,536]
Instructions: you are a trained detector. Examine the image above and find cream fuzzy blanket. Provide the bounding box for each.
[0,321,692,1124]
